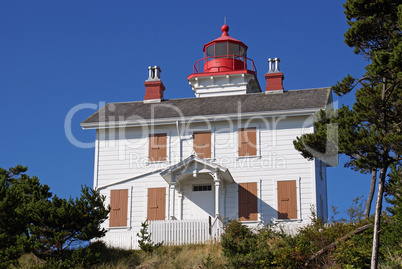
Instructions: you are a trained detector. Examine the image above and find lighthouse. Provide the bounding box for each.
[188,24,261,97]
[82,23,332,248]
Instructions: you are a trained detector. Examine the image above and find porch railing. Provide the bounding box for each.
[99,218,224,249]
[149,217,223,246]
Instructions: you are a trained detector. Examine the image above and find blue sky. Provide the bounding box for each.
[1,1,375,219]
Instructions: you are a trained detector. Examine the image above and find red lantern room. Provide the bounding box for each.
[188,25,261,98]
[203,24,249,73]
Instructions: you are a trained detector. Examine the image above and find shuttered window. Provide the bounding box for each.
[193,131,211,159]
[238,128,257,157]
[238,182,258,221]
[110,189,128,227]
[277,180,297,219]
[147,187,166,221]
[149,133,167,162]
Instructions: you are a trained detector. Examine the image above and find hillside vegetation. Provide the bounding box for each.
[12,203,402,268]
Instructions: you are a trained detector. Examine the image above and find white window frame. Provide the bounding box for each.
[146,186,168,221]
[190,127,215,161]
[236,180,262,224]
[107,187,131,230]
[235,124,261,159]
[146,130,171,165]
[273,178,302,222]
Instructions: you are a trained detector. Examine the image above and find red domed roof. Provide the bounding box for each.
[203,24,248,52]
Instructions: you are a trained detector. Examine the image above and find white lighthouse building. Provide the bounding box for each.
[81,24,331,249]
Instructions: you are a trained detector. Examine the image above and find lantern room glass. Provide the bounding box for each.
[206,44,215,58]
[229,43,239,56]
[205,42,247,58]
[215,43,227,57]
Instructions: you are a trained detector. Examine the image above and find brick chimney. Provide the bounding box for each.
[265,58,284,94]
[144,66,165,103]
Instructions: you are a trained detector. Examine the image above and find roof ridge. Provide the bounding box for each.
[104,88,330,105]
[81,88,332,126]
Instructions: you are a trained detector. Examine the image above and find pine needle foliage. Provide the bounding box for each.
[0,165,51,268]
[293,1,402,266]
[137,220,163,253]
[0,165,110,268]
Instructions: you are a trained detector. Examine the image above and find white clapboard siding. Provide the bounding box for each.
[94,114,325,249]
[99,231,139,249]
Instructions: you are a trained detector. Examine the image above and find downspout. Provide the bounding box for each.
[176,121,182,162]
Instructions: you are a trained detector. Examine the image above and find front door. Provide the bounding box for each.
[189,184,214,219]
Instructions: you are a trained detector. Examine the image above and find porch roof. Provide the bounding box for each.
[160,155,234,184]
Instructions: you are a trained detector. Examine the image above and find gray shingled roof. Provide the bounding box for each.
[81,88,331,127]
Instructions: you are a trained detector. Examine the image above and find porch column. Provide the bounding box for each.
[177,191,183,220]
[214,172,221,218]
[169,184,176,220]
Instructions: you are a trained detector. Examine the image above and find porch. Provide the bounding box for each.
[160,155,234,221]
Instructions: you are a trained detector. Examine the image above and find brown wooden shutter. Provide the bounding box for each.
[147,187,166,221]
[193,131,211,159]
[109,189,128,227]
[238,182,258,221]
[277,180,297,219]
[238,128,257,156]
[149,133,167,162]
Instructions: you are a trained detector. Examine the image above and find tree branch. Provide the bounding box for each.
[304,223,372,267]
[352,76,370,89]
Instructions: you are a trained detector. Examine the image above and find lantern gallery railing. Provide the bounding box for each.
[192,55,257,74]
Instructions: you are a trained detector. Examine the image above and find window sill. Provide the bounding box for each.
[273,218,302,223]
[198,157,215,162]
[236,155,261,160]
[146,160,169,166]
[239,220,262,224]
[107,226,131,231]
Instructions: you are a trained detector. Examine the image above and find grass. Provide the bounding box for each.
[139,243,224,269]
[12,238,401,268]
[15,242,225,269]
[13,253,45,269]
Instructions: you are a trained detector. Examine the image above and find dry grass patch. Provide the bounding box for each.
[136,242,224,269]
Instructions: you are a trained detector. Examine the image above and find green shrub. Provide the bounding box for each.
[33,246,101,269]
[332,232,372,268]
[221,220,275,268]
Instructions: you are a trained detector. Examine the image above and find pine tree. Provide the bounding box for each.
[386,165,402,221]
[0,165,51,267]
[0,166,110,266]
[137,220,163,252]
[294,1,402,267]
[29,186,110,262]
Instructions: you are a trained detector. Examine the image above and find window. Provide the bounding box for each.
[147,187,166,221]
[206,44,214,58]
[193,185,212,192]
[240,46,246,57]
[110,189,128,227]
[238,183,258,221]
[229,43,240,56]
[193,131,211,159]
[149,133,167,162]
[277,180,297,219]
[238,127,257,157]
[215,42,227,56]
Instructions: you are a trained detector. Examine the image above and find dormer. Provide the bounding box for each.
[188,25,261,98]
